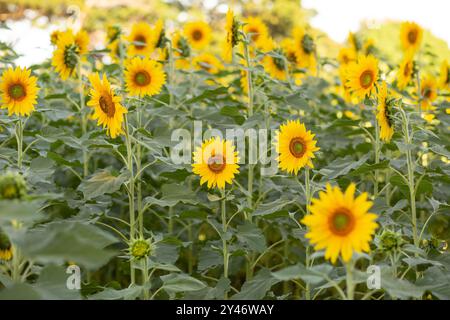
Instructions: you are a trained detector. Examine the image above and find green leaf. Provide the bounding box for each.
[232,268,279,300]
[78,170,129,199]
[253,198,294,216]
[161,273,207,292]
[236,222,267,252]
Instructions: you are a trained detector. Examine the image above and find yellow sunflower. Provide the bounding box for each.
[263,46,288,81]
[192,137,240,189]
[397,51,414,90]
[363,38,376,56]
[52,30,88,80]
[302,183,379,263]
[337,47,356,66]
[274,120,320,175]
[420,75,437,111]
[400,22,423,54]
[106,24,122,43]
[376,82,394,142]
[0,229,12,261]
[193,53,223,74]
[243,16,269,49]
[152,19,165,49]
[223,9,240,62]
[1,66,39,117]
[281,38,301,69]
[127,22,155,57]
[50,30,62,45]
[345,55,379,102]
[184,21,212,50]
[107,38,124,63]
[292,26,317,72]
[348,32,362,52]
[439,60,449,90]
[87,73,127,138]
[125,56,166,97]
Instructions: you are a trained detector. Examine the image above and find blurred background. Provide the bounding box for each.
[0,0,449,68]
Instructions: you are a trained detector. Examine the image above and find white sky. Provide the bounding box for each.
[302,0,450,45]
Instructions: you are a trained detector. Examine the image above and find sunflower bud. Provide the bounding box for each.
[301,34,315,54]
[129,238,153,260]
[379,230,404,253]
[428,214,450,241]
[0,172,27,200]
[0,229,12,261]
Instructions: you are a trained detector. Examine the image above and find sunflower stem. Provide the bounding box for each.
[221,188,229,299]
[304,168,312,300]
[345,260,355,300]
[136,106,143,237]
[78,59,88,177]
[374,110,380,196]
[124,114,136,285]
[15,117,24,170]
[399,106,419,253]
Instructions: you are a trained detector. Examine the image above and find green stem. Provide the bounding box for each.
[221,189,229,299]
[16,118,23,170]
[124,115,136,285]
[136,107,143,237]
[142,258,150,300]
[374,111,380,196]
[304,168,312,300]
[78,59,88,177]
[345,260,355,300]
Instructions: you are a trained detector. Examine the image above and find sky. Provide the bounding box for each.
[302,0,450,44]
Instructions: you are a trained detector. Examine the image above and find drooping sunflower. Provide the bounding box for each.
[52,30,84,80]
[125,57,166,97]
[281,38,301,69]
[192,53,223,74]
[439,60,449,90]
[397,51,415,90]
[0,229,12,261]
[172,31,191,70]
[292,26,316,72]
[87,73,127,138]
[345,55,379,102]
[301,183,379,263]
[376,82,395,142]
[192,137,240,189]
[0,66,39,117]
[348,32,362,52]
[274,120,320,175]
[420,75,437,111]
[223,9,240,62]
[75,29,89,55]
[337,47,356,66]
[263,46,288,81]
[400,22,423,54]
[152,19,166,50]
[184,21,212,50]
[127,22,155,57]
[107,38,125,63]
[243,16,269,49]
[363,38,376,56]
[106,24,122,43]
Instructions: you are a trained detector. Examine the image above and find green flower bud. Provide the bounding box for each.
[379,229,403,253]
[0,172,27,200]
[129,238,153,260]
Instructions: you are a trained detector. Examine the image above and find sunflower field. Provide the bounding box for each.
[0,2,449,302]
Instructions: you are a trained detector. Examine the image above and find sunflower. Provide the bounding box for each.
[152,19,166,49]
[345,55,379,102]
[243,16,269,49]
[184,21,212,50]
[376,82,395,142]
[192,137,239,189]
[301,183,379,263]
[106,24,122,43]
[337,47,356,66]
[439,60,449,90]
[87,73,127,138]
[223,9,240,62]
[274,120,320,175]
[127,22,155,57]
[107,38,124,63]
[193,53,223,74]
[125,56,166,97]
[397,51,415,90]
[52,30,84,80]
[292,26,316,72]
[263,47,288,81]
[0,66,39,117]
[348,32,362,52]
[363,38,376,56]
[400,22,423,54]
[420,75,437,111]
[281,38,301,69]
[0,229,12,262]
[50,30,62,45]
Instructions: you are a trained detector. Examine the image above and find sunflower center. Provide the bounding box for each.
[329,208,355,236]
[404,61,412,77]
[207,155,226,173]
[134,71,151,86]
[407,30,418,44]
[134,35,146,49]
[422,86,432,99]
[289,137,306,158]
[8,83,26,101]
[192,29,203,41]
[99,94,116,118]
[301,34,315,54]
[247,28,260,42]
[360,70,374,88]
